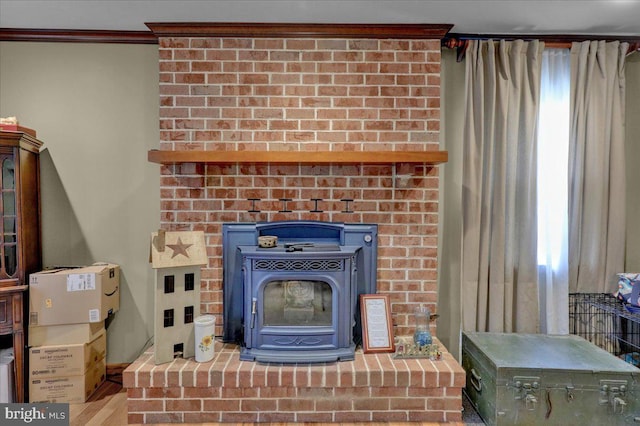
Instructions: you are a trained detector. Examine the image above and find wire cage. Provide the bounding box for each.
[569,293,640,368]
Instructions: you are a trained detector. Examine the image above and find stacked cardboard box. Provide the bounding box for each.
[28,327,106,403]
[28,263,120,403]
[29,263,120,326]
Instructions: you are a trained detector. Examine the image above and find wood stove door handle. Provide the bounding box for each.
[251,298,257,328]
[470,368,482,392]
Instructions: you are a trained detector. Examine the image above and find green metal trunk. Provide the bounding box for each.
[462,332,640,425]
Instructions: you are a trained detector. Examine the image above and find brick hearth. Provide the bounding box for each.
[124,339,464,424]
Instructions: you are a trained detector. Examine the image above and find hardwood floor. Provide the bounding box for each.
[69,378,128,426]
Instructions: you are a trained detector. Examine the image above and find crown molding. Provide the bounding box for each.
[145,22,453,39]
[0,28,157,44]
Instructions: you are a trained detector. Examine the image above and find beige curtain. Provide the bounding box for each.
[568,41,628,294]
[461,40,543,333]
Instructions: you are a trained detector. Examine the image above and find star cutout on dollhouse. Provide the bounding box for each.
[166,237,193,258]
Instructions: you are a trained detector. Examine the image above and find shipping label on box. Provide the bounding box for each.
[29,358,106,404]
[29,322,104,347]
[29,263,120,326]
[29,329,106,378]
[67,273,96,291]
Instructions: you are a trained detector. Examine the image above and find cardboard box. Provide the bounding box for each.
[29,357,106,403]
[29,328,106,378]
[29,263,120,326]
[0,348,14,403]
[29,322,105,347]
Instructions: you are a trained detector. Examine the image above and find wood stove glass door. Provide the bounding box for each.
[263,279,332,326]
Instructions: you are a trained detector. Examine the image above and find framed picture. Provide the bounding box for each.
[360,294,395,353]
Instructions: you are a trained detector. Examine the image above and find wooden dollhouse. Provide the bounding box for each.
[150,230,207,364]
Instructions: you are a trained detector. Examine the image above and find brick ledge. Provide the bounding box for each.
[124,338,465,424]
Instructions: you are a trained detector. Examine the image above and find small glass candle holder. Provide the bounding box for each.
[413,305,433,346]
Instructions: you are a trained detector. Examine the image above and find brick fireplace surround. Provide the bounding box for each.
[123,23,465,423]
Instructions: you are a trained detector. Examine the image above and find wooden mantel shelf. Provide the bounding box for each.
[147,150,448,165]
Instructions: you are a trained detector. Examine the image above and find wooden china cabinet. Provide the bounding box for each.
[0,130,42,403]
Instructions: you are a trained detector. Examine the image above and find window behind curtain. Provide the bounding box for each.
[537,48,570,269]
[537,48,571,334]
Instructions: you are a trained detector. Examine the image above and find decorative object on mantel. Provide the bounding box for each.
[149,230,207,364]
[393,305,442,360]
[194,314,216,363]
[0,116,18,125]
[257,235,277,248]
[0,116,36,137]
[394,336,442,360]
[413,305,433,346]
[360,294,396,354]
[341,198,354,213]
[245,198,357,214]
[147,149,448,165]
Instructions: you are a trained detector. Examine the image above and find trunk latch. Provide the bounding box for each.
[512,376,541,410]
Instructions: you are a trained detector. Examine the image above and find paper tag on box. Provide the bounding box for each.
[67,273,96,291]
[88,309,101,323]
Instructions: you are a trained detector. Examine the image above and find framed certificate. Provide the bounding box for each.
[360,294,395,353]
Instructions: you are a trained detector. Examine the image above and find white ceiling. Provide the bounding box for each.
[1,0,639,36]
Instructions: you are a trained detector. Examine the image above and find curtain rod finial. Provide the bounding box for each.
[442,38,469,62]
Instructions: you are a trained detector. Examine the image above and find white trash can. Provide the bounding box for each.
[194,315,216,362]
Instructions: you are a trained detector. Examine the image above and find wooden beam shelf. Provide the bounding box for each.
[147,150,448,165]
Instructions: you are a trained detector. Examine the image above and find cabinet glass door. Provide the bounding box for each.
[0,155,17,278]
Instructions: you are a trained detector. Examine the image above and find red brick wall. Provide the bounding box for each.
[157,36,442,338]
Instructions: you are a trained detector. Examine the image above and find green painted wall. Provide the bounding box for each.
[0,42,159,363]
